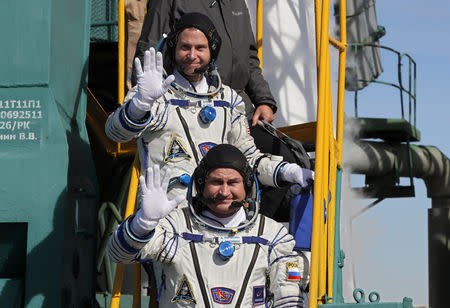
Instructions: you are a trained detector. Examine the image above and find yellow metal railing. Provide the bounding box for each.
[309,0,347,307]
[255,1,346,307]
[109,1,142,307]
[256,0,263,69]
[110,156,141,308]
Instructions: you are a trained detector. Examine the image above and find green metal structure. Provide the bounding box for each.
[0,0,98,307]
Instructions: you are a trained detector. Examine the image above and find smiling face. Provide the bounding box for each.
[202,168,246,218]
[174,28,211,82]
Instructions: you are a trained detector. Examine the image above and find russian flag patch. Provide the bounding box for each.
[286,261,301,281]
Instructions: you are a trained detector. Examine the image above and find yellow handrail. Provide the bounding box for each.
[315,0,322,68]
[309,0,331,305]
[117,0,126,156]
[308,0,347,307]
[109,1,143,307]
[109,152,141,308]
[118,0,125,104]
[256,0,263,68]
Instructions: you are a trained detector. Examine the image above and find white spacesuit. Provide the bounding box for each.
[105,12,315,202]
[108,144,308,307]
[105,78,285,199]
[106,13,312,307]
[109,207,308,307]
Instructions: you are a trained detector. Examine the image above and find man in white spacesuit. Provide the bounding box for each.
[108,144,308,307]
[105,12,314,207]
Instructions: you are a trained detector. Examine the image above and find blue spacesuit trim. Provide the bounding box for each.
[125,216,155,243]
[141,139,149,169]
[117,221,141,254]
[124,102,152,125]
[242,236,269,245]
[151,96,169,131]
[109,236,131,262]
[271,226,289,246]
[242,145,257,156]
[159,217,179,263]
[274,162,288,187]
[118,108,143,133]
[231,115,240,124]
[156,230,167,261]
[162,236,178,263]
[233,97,244,107]
[159,102,169,130]
[169,99,230,107]
[182,232,204,242]
[272,295,304,308]
[229,90,245,115]
[276,295,303,301]
[182,232,269,245]
[211,100,230,107]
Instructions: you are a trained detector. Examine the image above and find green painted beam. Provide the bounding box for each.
[320,296,413,308]
[355,117,420,142]
[0,0,98,307]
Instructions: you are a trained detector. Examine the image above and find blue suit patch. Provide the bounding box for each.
[253,285,265,305]
[211,287,235,304]
[198,142,217,157]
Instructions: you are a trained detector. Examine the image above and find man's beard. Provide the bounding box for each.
[177,63,210,78]
[198,195,245,209]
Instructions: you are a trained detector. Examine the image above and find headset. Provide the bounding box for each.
[156,33,223,100]
[186,172,261,233]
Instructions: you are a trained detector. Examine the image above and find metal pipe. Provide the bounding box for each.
[327,137,338,301]
[319,51,332,300]
[428,202,450,308]
[314,0,322,68]
[310,0,331,305]
[345,141,450,198]
[329,36,346,52]
[346,140,450,308]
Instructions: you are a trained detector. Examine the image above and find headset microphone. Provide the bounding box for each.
[230,200,246,208]
[194,65,210,74]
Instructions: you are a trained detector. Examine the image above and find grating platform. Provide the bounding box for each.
[355,117,421,142]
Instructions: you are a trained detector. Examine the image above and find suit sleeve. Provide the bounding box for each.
[104,88,151,143]
[108,212,181,264]
[266,222,307,307]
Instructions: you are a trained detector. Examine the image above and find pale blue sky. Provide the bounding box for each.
[345,1,450,306]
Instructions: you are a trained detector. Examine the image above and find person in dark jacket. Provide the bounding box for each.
[133,0,275,125]
[132,0,307,219]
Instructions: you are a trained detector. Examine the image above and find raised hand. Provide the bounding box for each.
[129,48,175,118]
[131,165,185,236]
